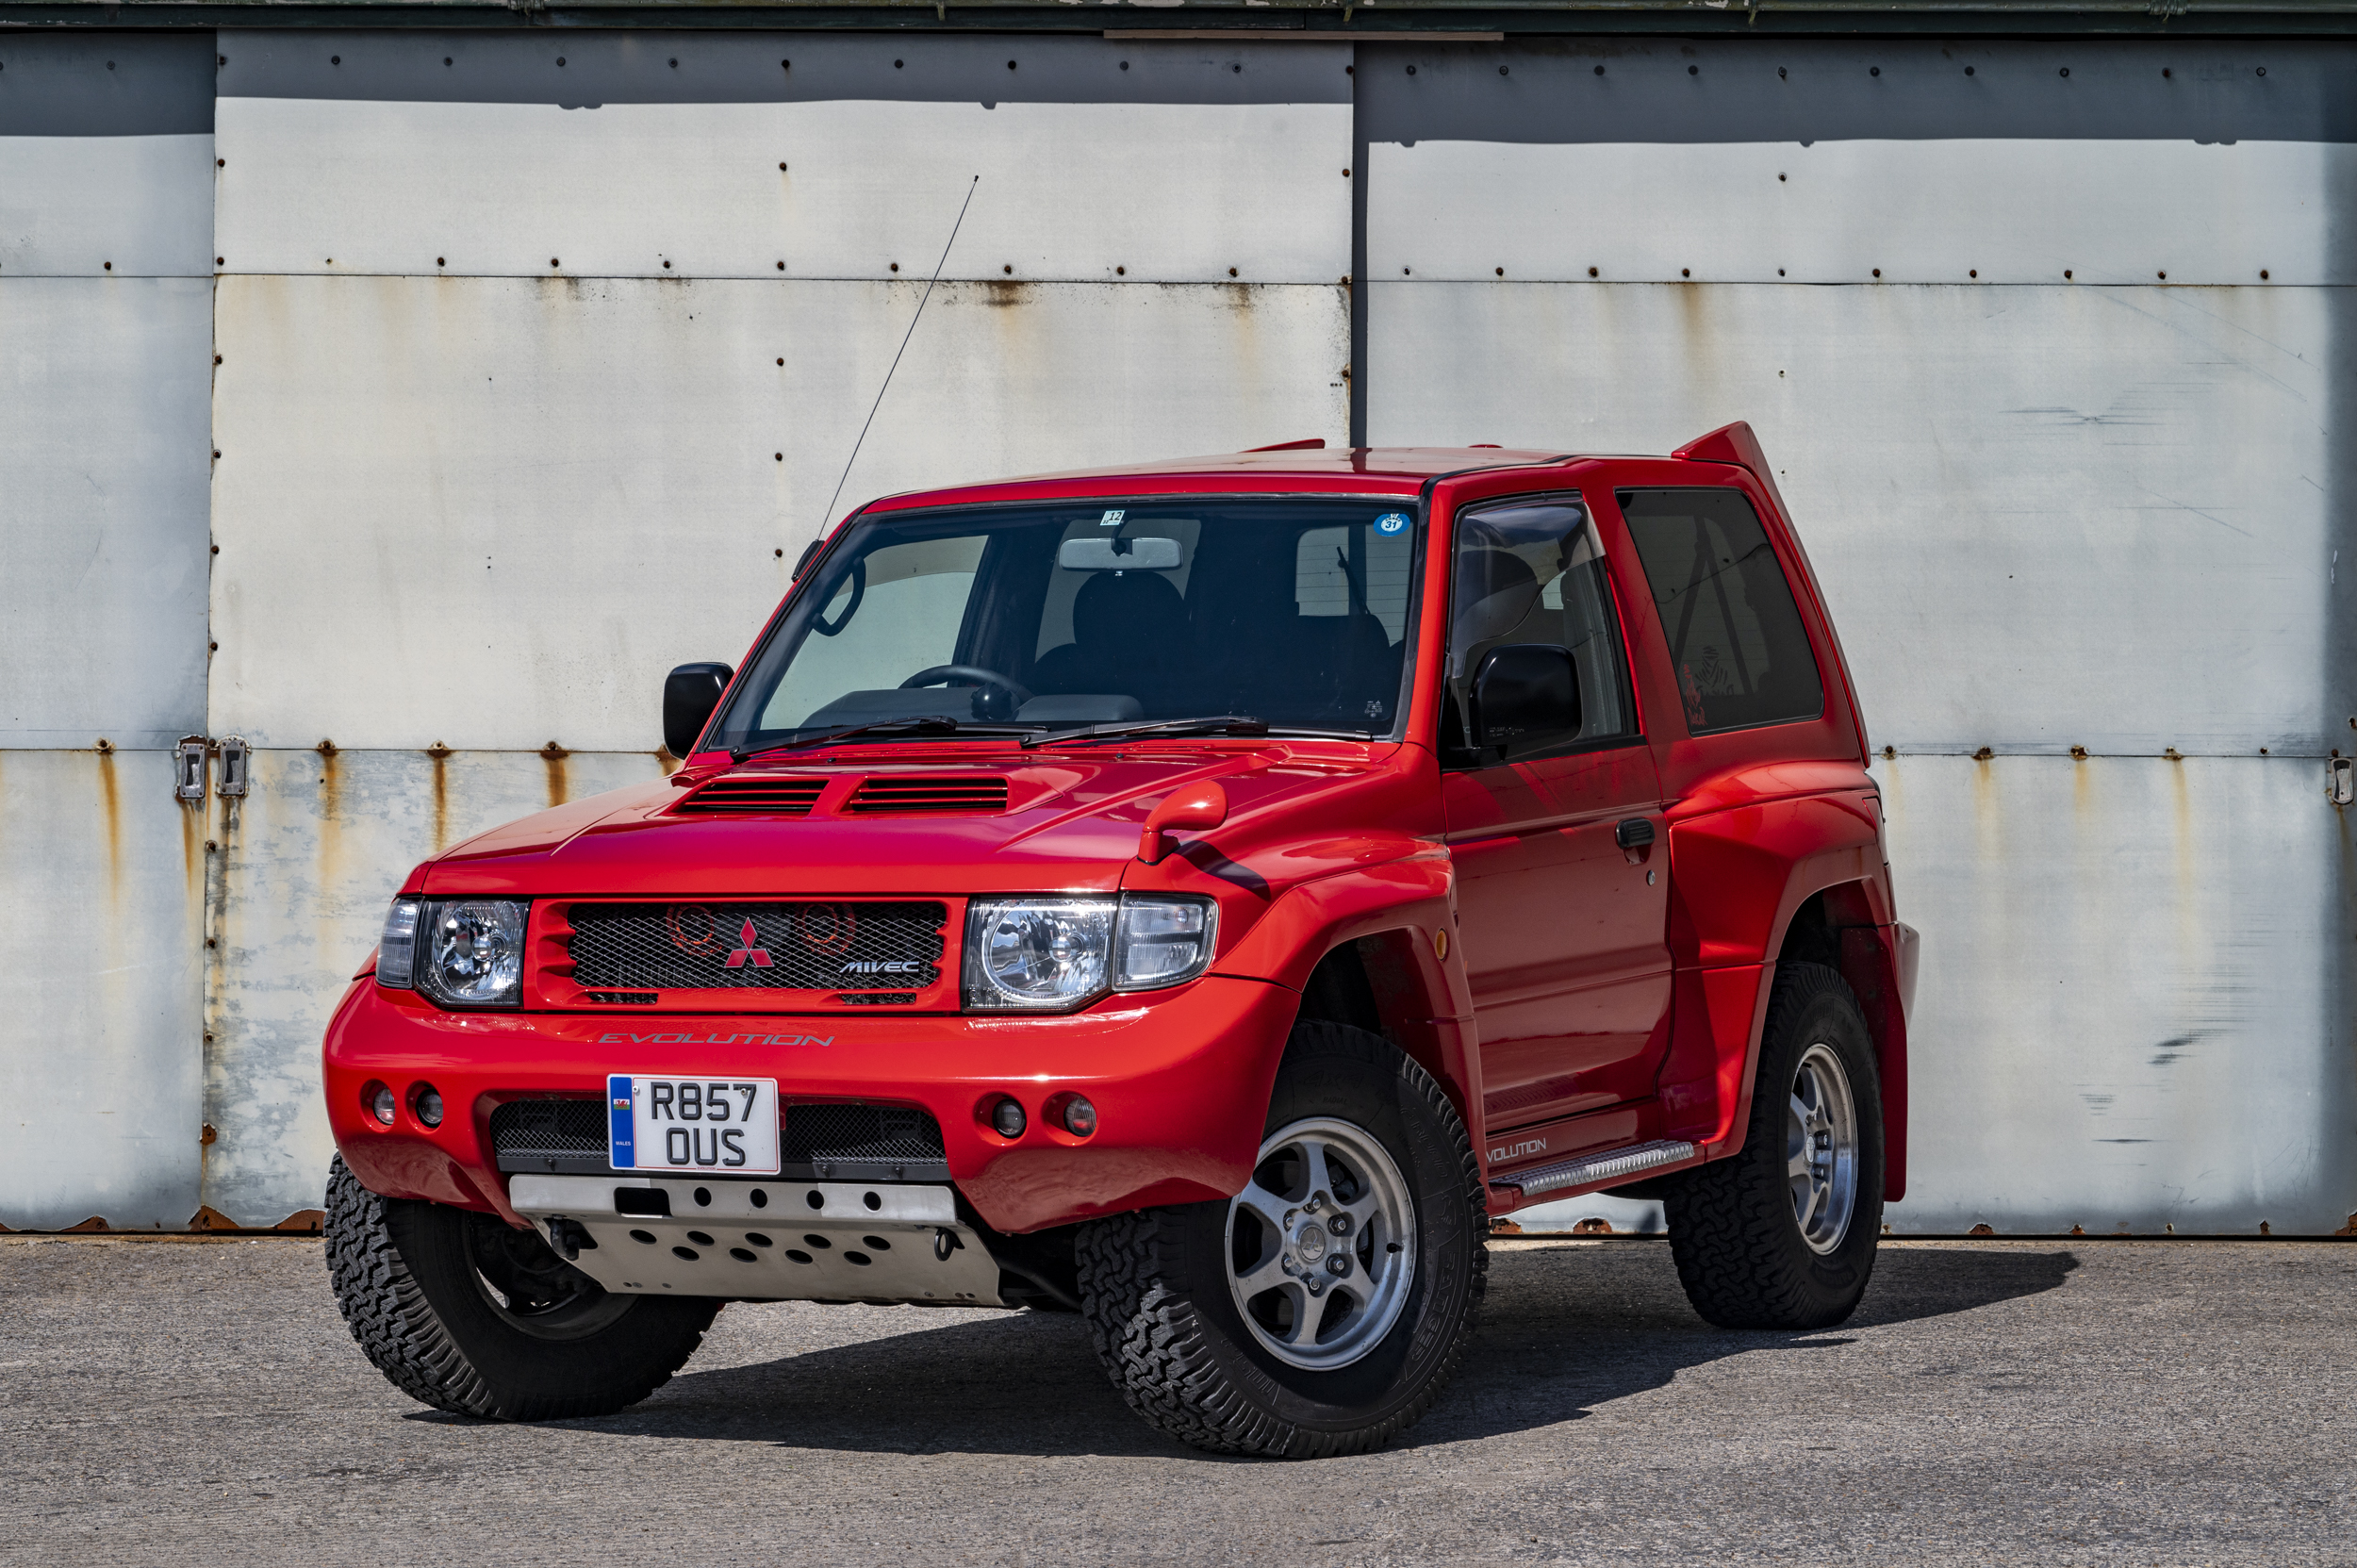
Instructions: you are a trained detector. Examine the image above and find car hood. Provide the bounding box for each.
[416,740,1438,901]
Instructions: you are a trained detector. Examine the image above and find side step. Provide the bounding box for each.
[1488,1139,1699,1202]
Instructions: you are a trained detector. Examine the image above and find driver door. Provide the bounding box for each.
[1440,494,1673,1130]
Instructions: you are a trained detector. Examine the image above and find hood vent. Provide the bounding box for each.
[672,776,827,817]
[846,774,1010,816]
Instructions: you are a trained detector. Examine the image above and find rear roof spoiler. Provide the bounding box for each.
[1671,421,1871,762]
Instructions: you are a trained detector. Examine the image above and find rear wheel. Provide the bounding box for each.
[1663,962,1885,1329]
[324,1155,718,1419]
[1077,1021,1487,1457]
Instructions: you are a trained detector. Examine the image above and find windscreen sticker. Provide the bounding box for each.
[1374,512,1411,536]
[1099,509,1127,528]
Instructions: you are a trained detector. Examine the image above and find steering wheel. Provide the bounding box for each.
[900,665,1034,721]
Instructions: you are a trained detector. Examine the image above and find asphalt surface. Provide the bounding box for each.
[1,1234,2349,1567]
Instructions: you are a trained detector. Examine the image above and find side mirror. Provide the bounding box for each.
[1471,644,1580,758]
[664,663,734,759]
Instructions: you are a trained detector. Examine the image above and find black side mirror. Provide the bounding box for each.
[664,663,734,759]
[1471,644,1580,758]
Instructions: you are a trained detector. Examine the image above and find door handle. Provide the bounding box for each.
[1614,817,1656,850]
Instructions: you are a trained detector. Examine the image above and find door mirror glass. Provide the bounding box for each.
[1472,644,1580,758]
[664,662,734,758]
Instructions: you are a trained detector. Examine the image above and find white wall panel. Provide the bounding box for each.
[0,750,205,1231]
[1877,752,2350,1234]
[1370,138,2344,286]
[1,278,215,750]
[1367,279,2328,755]
[0,136,217,277]
[213,33,1351,283]
[201,747,664,1227]
[208,274,1347,751]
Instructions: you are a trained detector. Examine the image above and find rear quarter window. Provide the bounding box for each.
[1617,487,1823,735]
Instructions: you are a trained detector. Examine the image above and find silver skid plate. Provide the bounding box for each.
[507,1175,1004,1307]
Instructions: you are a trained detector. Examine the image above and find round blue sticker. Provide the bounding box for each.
[1374,512,1411,536]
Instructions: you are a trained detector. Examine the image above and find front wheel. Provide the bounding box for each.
[1077,1021,1487,1458]
[324,1156,719,1419]
[1663,962,1885,1329]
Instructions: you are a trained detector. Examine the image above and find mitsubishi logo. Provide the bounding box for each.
[723,918,773,969]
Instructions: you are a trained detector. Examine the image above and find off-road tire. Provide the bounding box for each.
[1663,962,1885,1330]
[1076,1021,1487,1458]
[324,1155,719,1419]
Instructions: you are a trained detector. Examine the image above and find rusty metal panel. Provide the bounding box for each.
[201,746,665,1226]
[0,750,206,1231]
[0,33,217,278]
[208,274,1347,751]
[213,33,1352,283]
[1367,279,2329,756]
[1361,38,2349,286]
[1877,752,2352,1235]
[1,278,215,750]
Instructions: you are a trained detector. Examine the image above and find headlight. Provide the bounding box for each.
[963,895,1216,1011]
[376,899,421,988]
[1113,897,1217,990]
[414,899,529,1009]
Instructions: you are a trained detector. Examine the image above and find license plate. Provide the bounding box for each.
[606,1074,782,1176]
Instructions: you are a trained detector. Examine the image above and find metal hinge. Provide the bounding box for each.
[173,735,250,801]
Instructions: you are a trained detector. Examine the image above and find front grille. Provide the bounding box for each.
[486,1098,948,1180]
[787,1102,948,1178]
[584,990,657,1005]
[671,776,827,817]
[834,992,917,1006]
[845,775,1009,815]
[565,901,946,993]
[492,1098,610,1175]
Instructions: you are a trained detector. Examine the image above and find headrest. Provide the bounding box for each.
[1074,569,1187,649]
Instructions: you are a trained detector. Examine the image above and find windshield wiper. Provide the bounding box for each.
[1019,715,1376,750]
[732,717,1041,763]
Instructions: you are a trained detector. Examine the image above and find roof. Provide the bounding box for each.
[863,446,1579,517]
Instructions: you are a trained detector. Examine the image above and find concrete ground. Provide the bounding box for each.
[0,1234,2349,1567]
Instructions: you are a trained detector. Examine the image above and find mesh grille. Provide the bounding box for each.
[671,776,827,817]
[565,901,945,992]
[491,1098,607,1156]
[845,775,1009,815]
[786,1103,946,1165]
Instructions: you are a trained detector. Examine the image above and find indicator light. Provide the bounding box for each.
[991,1098,1027,1139]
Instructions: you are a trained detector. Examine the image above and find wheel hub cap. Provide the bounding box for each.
[1787,1042,1860,1255]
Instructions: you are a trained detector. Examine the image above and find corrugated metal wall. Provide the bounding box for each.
[3,27,2349,1233]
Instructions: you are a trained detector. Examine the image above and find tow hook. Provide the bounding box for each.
[545,1216,598,1261]
[931,1227,964,1263]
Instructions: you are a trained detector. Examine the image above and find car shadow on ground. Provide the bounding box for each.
[482,1243,2079,1459]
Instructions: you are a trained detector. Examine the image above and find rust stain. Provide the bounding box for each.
[656,747,682,778]
[1570,1217,1614,1235]
[1488,1216,1524,1235]
[542,741,570,807]
[61,1215,111,1233]
[187,1205,240,1231]
[427,743,452,852]
[317,741,345,908]
[980,279,1028,309]
[275,1208,325,1234]
[1968,1222,1996,1236]
[95,744,122,908]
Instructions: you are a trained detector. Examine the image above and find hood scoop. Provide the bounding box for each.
[845,774,1010,816]
[671,776,827,817]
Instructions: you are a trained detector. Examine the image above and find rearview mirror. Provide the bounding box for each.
[1058,536,1183,571]
[1471,645,1579,757]
[664,663,734,759]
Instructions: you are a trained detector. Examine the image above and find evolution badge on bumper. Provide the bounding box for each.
[607,1074,781,1175]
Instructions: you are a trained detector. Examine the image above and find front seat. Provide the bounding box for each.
[1030,570,1191,705]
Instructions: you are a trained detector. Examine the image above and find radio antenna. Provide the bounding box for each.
[821,173,981,530]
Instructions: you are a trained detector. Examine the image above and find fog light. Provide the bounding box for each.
[414,1085,444,1129]
[366,1083,396,1126]
[1062,1097,1097,1138]
[991,1098,1026,1139]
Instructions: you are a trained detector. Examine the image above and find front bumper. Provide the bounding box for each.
[323,973,1300,1234]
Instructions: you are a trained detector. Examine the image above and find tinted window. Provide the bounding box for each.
[709,498,1424,752]
[1442,495,1638,759]
[1618,488,1823,735]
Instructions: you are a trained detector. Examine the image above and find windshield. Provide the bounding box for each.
[707,497,1424,754]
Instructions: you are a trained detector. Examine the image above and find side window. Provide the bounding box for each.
[1618,487,1824,734]
[759,535,987,731]
[1444,494,1639,759]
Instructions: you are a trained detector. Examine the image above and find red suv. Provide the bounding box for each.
[322,423,1918,1458]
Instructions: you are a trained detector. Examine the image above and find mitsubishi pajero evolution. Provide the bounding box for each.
[322,423,1920,1458]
